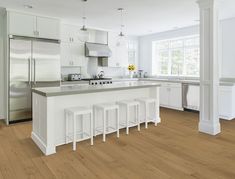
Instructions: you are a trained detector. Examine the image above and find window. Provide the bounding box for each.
[152,35,200,77]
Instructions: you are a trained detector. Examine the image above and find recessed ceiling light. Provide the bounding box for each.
[24,5,33,9]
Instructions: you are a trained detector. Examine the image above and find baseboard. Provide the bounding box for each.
[219,115,234,120]
[160,105,184,111]
[31,132,56,156]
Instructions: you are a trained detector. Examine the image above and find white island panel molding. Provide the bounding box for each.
[197,0,221,135]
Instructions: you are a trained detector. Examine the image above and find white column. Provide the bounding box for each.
[197,0,221,135]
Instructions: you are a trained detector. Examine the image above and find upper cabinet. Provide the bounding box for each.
[8,12,36,37]
[8,11,60,40]
[108,32,128,67]
[36,17,60,40]
[60,24,90,43]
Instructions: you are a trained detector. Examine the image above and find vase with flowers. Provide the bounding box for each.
[128,64,136,78]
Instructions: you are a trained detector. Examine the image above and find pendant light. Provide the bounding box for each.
[81,0,88,31]
[118,8,125,37]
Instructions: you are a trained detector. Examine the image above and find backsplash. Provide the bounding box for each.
[61,58,129,80]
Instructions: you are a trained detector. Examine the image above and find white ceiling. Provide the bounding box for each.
[0,0,235,36]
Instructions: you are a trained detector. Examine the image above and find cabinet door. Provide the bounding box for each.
[70,43,85,66]
[169,87,182,109]
[108,45,119,67]
[108,32,119,46]
[219,87,233,119]
[8,12,36,37]
[60,24,72,43]
[60,43,85,67]
[61,24,79,43]
[160,86,169,106]
[36,17,60,39]
[60,43,71,66]
[115,39,128,67]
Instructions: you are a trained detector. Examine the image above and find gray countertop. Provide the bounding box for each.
[32,81,161,97]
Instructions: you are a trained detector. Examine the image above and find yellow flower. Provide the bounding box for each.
[128,64,136,71]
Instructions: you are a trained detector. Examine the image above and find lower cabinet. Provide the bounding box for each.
[160,82,183,110]
[219,85,235,120]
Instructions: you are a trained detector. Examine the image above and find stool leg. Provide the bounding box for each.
[137,105,140,131]
[126,105,129,135]
[81,115,84,138]
[103,109,106,142]
[65,111,69,144]
[116,108,120,138]
[145,103,148,129]
[93,107,96,137]
[90,112,94,145]
[154,101,158,126]
[73,114,76,151]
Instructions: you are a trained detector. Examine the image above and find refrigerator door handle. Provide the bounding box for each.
[28,58,31,85]
[33,58,36,85]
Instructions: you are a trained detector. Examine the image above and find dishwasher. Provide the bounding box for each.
[182,83,200,111]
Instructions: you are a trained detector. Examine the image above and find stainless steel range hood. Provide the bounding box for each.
[85,42,112,57]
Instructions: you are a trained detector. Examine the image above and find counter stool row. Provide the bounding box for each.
[64,98,158,151]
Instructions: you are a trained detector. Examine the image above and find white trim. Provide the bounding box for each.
[31,132,56,156]
[160,105,184,111]
[198,121,221,135]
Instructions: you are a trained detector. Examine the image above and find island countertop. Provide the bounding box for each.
[32,81,161,97]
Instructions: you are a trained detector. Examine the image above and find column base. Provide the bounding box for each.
[198,121,221,135]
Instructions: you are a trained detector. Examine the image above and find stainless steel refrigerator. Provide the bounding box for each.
[8,36,61,124]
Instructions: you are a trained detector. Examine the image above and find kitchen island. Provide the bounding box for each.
[31,81,161,155]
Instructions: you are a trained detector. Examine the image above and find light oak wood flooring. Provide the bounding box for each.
[0,108,235,179]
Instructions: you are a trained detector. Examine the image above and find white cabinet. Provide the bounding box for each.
[108,32,128,67]
[36,17,60,39]
[8,12,36,37]
[219,85,235,120]
[60,24,86,67]
[160,82,183,110]
[8,11,60,39]
[60,43,85,67]
[159,86,169,106]
[61,24,90,43]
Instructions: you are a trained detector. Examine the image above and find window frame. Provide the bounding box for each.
[152,35,200,77]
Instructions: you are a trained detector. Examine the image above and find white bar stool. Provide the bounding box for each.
[136,98,158,128]
[65,106,93,151]
[93,103,119,142]
[117,100,140,134]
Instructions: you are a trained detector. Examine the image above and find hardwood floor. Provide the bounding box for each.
[0,108,235,179]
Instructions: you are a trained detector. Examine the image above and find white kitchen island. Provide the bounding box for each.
[31,81,161,155]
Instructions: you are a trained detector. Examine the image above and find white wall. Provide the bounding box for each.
[220,18,235,78]
[0,9,5,119]
[139,26,199,75]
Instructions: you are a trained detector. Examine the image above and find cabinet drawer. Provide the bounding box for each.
[160,82,181,88]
